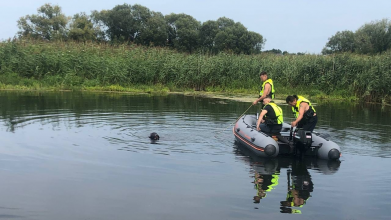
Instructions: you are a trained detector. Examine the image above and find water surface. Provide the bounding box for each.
[0,91,390,220]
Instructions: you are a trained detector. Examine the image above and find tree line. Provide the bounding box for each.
[16,3,265,55]
[14,3,391,56]
[322,19,391,55]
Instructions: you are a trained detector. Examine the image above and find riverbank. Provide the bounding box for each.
[0,82,367,106]
[1,40,390,105]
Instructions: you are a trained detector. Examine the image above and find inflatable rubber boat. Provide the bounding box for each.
[233,114,341,160]
[235,142,341,175]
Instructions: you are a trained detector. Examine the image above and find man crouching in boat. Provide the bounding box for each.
[256,96,284,135]
[286,95,318,132]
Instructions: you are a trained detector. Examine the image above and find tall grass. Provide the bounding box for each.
[0,39,390,103]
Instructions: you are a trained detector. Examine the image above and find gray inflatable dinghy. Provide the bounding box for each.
[233,114,341,160]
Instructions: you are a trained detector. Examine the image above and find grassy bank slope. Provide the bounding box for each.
[0,39,390,103]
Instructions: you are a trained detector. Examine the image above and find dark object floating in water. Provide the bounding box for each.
[149,132,160,140]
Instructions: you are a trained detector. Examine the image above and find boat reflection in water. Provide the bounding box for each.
[234,142,341,214]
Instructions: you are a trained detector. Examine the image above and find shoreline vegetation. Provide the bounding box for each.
[0,39,390,105]
[0,83,359,105]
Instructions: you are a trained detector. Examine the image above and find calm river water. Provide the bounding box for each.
[0,91,390,220]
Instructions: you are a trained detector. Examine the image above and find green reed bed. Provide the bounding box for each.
[0,39,390,103]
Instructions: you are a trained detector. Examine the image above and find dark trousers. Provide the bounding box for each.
[259,123,282,135]
[297,115,318,132]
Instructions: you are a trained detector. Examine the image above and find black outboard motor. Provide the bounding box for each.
[294,129,312,156]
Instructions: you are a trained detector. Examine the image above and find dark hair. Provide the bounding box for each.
[149,132,160,140]
[286,95,299,103]
[298,190,310,200]
[259,71,267,76]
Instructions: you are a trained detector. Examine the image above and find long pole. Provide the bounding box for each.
[216,103,253,134]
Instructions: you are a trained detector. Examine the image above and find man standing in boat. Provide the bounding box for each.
[256,96,283,135]
[286,95,317,132]
[252,71,275,106]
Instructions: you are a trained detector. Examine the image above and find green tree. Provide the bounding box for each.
[214,28,235,53]
[92,4,135,43]
[354,19,391,54]
[199,20,219,53]
[216,17,235,30]
[322,30,355,54]
[229,22,250,54]
[323,19,391,55]
[68,13,99,42]
[90,9,109,41]
[215,17,242,54]
[214,17,237,53]
[165,13,201,53]
[127,4,153,42]
[17,3,69,40]
[134,11,168,47]
[263,48,282,54]
[243,31,264,54]
[213,17,265,54]
[92,4,167,46]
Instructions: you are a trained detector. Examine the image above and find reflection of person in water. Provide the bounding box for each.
[280,160,313,214]
[253,171,279,203]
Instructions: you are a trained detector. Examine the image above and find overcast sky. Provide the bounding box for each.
[1,0,390,54]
